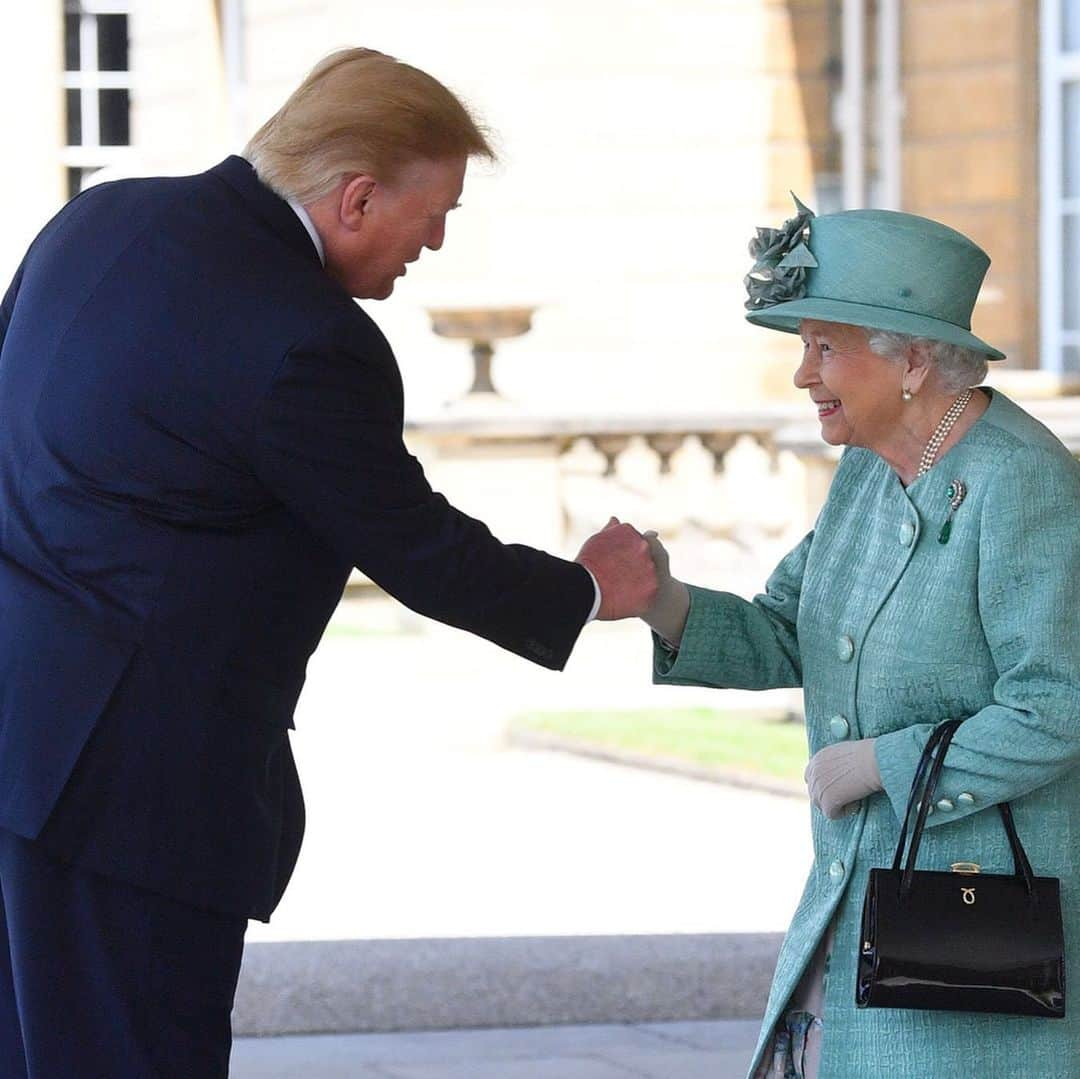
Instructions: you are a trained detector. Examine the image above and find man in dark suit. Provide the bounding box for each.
[0,48,656,1077]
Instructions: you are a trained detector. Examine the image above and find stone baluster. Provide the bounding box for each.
[590,435,634,478]
[644,433,685,475]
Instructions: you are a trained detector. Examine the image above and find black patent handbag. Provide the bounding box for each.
[856,718,1066,1018]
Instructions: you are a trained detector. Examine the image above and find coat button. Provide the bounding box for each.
[828,860,845,880]
[829,715,850,740]
[936,798,954,812]
[837,635,855,662]
[899,521,915,547]
[957,792,975,806]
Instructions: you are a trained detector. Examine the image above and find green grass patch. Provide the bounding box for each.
[512,708,808,783]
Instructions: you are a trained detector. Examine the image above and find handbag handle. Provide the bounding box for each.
[890,719,961,874]
[892,719,1037,900]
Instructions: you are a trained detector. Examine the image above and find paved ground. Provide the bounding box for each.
[246,598,812,945]
[235,596,809,1075]
[232,1019,760,1078]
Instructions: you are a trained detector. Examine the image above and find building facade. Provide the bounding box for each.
[1,1,1076,408]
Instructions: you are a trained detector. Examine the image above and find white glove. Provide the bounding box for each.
[640,531,690,646]
[804,738,882,819]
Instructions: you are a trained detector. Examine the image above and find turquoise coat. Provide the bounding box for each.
[654,391,1080,1077]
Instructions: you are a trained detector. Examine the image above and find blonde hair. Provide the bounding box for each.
[245,48,495,203]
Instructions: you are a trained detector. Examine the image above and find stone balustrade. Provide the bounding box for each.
[399,405,827,595]
[342,391,1080,596]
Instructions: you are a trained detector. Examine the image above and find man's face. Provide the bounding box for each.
[327,155,467,300]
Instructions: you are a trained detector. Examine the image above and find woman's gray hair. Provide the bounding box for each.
[866,330,989,392]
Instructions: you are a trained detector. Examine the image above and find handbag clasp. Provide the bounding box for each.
[950,862,981,875]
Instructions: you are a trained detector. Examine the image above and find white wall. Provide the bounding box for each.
[4,1,813,414]
[318,1,802,414]
[0,5,65,283]
[131,1,229,172]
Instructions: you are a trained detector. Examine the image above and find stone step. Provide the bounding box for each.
[233,932,782,1037]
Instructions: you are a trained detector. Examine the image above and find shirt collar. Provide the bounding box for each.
[286,198,326,266]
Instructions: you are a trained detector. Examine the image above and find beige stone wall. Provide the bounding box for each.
[902,0,1040,368]
[1,1,1044,391]
[756,0,835,399]
[309,1,810,414]
[757,0,1041,381]
[131,1,230,172]
[85,1,808,414]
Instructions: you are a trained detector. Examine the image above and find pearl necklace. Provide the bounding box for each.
[916,389,973,478]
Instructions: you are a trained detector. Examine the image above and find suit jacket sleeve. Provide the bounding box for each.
[249,311,594,670]
[650,530,810,690]
[875,443,1080,827]
[0,259,25,349]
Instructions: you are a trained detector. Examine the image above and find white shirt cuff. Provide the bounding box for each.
[583,567,602,622]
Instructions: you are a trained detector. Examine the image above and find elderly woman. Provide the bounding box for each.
[642,202,1080,1077]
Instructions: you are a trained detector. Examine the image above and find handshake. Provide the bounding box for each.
[575,517,691,644]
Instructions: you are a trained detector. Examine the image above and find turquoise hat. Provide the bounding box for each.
[743,196,1005,360]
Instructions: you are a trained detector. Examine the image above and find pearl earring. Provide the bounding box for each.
[902,388,913,402]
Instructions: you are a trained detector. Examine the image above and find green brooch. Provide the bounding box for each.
[938,480,967,544]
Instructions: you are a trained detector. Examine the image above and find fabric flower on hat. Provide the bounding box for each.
[744,194,818,311]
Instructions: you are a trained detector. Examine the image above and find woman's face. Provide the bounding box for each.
[794,319,905,450]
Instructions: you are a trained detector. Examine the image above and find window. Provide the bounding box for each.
[1041,1,1080,372]
[794,0,898,216]
[63,1,132,199]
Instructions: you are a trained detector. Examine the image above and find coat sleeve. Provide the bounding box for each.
[875,443,1080,826]
[249,315,595,670]
[651,530,811,690]
[0,258,25,350]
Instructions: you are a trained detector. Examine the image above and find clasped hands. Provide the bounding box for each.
[574,517,689,640]
[577,519,882,816]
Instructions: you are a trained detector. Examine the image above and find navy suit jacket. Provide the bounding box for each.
[0,157,594,919]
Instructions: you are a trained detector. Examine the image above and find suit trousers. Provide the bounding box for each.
[0,827,247,1078]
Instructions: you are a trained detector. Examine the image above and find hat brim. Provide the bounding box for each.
[746,297,1005,360]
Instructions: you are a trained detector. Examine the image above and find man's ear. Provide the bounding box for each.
[339,174,377,231]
